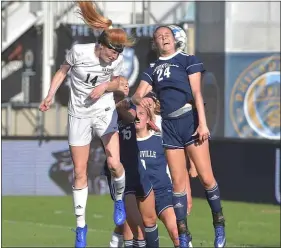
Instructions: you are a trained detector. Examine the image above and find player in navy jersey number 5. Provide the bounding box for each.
[132,26,226,248]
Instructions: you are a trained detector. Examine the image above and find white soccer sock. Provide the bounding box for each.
[113,171,125,201]
[109,232,124,247]
[73,186,88,228]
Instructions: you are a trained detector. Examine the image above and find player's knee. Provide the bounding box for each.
[142,213,157,227]
[170,167,186,191]
[199,174,216,189]
[107,157,122,174]
[73,164,87,181]
[172,175,186,192]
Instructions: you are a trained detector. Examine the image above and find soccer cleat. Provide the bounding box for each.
[214,225,226,248]
[74,225,88,248]
[113,199,126,226]
[179,233,192,248]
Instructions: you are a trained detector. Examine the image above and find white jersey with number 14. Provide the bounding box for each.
[65,43,123,118]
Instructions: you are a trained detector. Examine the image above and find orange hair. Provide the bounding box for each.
[77,1,135,47]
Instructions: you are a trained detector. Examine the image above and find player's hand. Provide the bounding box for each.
[147,119,161,132]
[192,124,210,144]
[189,166,198,178]
[140,97,154,109]
[39,95,53,112]
[89,82,108,102]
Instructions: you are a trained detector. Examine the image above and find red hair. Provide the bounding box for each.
[77,1,135,47]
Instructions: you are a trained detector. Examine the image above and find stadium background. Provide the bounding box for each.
[1,1,280,247]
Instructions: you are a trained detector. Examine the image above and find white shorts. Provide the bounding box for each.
[68,107,118,146]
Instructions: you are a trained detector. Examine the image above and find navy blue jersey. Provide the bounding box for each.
[140,51,205,118]
[137,133,172,191]
[118,120,139,168]
[117,102,139,167]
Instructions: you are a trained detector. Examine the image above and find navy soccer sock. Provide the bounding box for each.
[145,224,159,247]
[205,183,225,226]
[173,191,190,235]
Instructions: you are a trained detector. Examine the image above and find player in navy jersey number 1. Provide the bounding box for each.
[104,78,159,248]
[136,104,193,248]
[132,26,226,248]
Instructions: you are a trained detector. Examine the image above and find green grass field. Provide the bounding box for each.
[2,196,280,247]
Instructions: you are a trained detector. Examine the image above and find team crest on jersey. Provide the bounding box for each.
[229,55,280,140]
[122,47,139,88]
[152,63,179,75]
[102,67,114,75]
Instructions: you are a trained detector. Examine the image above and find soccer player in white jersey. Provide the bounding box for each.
[39,2,135,247]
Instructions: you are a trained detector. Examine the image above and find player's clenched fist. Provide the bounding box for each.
[39,96,53,112]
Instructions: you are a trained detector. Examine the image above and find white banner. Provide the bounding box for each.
[2,140,109,196]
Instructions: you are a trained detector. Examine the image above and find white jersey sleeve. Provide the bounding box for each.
[65,46,77,66]
[112,59,123,77]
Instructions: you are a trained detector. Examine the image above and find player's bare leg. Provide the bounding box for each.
[70,145,90,248]
[186,141,226,248]
[137,190,159,248]
[165,149,192,248]
[159,208,179,247]
[101,132,126,226]
[125,194,147,247]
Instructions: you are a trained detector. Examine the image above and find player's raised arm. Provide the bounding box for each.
[114,77,136,124]
[132,66,154,105]
[39,58,71,112]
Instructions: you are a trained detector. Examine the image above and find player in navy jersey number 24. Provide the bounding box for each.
[132,26,226,248]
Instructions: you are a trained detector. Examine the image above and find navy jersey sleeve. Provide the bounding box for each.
[186,55,205,75]
[140,65,154,85]
[129,100,137,111]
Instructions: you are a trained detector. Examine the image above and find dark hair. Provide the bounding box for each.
[152,25,180,51]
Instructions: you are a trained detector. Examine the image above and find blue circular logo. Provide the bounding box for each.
[230,56,280,140]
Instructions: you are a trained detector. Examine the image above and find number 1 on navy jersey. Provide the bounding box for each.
[156,67,171,82]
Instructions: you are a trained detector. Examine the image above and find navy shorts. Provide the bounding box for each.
[154,186,173,217]
[104,160,152,200]
[162,110,199,149]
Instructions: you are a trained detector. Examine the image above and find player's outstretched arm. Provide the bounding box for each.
[39,64,70,112]
[48,64,70,98]
[116,100,136,124]
[132,80,152,105]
